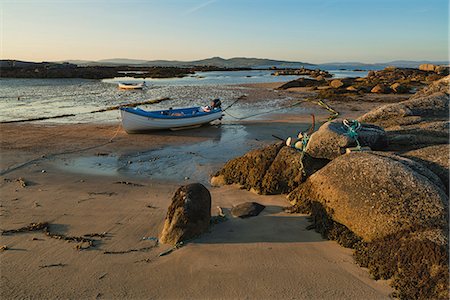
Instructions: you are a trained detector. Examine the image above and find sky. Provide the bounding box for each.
[0,0,449,63]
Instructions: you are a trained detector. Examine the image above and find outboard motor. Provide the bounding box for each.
[213,98,222,109]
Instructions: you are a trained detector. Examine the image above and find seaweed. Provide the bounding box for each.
[287,199,449,299]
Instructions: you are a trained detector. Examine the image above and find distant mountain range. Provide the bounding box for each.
[5,57,449,70]
[58,57,316,69]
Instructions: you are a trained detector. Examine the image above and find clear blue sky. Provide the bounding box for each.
[1,0,448,63]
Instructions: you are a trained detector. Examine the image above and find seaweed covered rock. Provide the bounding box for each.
[276,78,323,89]
[159,183,211,245]
[301,200,449,299]
[261,147,329,194]
[288,152,448,242]
[213,143,283,193]
[354,228,449,299]
[305,119,388,160]
[403,144,449,193]
[212,143,328,195]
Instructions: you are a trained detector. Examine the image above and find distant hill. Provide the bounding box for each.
[58,57,316,68]
[11,57,450,70]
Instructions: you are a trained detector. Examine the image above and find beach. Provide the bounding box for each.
[0,82,396,299]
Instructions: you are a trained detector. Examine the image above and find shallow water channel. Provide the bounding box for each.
[54,122,310,184]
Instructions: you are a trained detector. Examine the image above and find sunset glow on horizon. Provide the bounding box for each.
[1,0,448,63]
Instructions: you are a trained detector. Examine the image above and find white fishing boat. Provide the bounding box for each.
[118,82,146,90]
[120,106,223,132]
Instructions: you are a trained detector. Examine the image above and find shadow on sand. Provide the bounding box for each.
[196,205,325,244]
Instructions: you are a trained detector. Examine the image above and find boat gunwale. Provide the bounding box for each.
[120,106,223,120]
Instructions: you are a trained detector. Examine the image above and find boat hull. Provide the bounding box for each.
[120,108,223,132]
[118,83,145,90]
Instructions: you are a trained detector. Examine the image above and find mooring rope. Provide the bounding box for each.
[223,100,304,120]
[342,119,362,149]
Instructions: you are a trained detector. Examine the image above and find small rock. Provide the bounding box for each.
[231,202,265,218]
[210,175,226,187]
[330,79,344,89]
[371,84,390,94]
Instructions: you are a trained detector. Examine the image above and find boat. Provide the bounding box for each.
[118,82,146,90]
[120,106,223,132]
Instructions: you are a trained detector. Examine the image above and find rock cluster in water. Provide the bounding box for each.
[278,66,449,102]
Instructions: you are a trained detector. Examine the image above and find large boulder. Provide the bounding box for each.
[159,183,211,245]
[419,64,436,72]
[288,152,448,242]
[403,144,449,193]
[305,119,388,160]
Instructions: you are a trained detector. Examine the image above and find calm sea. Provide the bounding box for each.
[0,69,367,123]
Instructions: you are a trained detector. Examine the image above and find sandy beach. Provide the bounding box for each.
[0,83,397,299]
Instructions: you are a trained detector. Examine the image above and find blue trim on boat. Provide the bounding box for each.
[120,106,222,119]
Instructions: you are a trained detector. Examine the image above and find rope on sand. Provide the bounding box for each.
[0,123,125,176]
[304,98,339,121]
[223,99,304,120]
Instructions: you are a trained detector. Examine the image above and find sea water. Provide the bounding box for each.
[0,69,368,123]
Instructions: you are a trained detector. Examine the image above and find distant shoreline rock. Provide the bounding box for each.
[0,59,252,79]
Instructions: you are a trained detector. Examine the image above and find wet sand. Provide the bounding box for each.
[0,84,395,299]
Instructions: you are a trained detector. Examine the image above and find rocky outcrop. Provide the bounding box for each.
[305,119,388,160]
[213,143,328,195]
[410,74,449,99]
[231,202,265,218]
[273,67,331,78]
[261,147,329,194]
[214,143,283,193]
[159,183,211,245]
[276,78,323,89]
[288,152,448,242]
[418,63,449,75]
[358,76,449,150]
[419,64,437,72]
[358,92,448,128]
